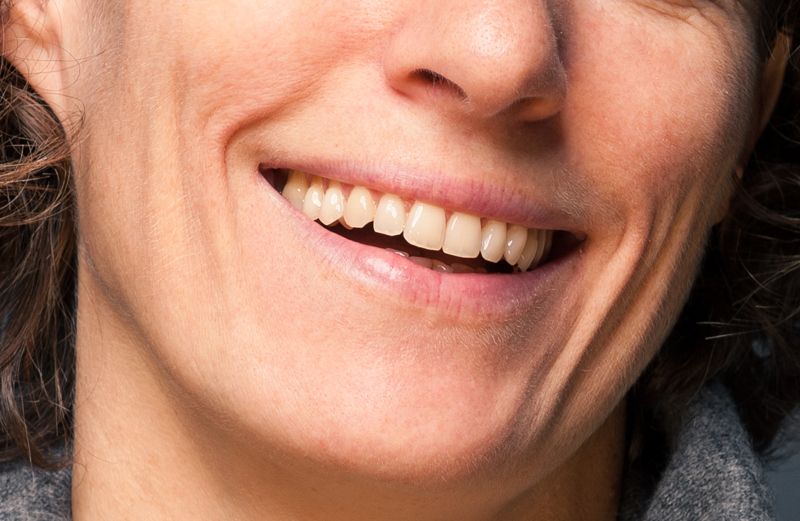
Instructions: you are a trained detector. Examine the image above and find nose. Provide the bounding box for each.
[383,0,566,122]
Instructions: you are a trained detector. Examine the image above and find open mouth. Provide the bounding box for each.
[260,165,580,274]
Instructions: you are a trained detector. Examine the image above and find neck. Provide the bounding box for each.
[71,280,626,521]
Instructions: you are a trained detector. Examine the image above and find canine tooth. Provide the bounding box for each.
[431,260,454,273]
[302,177,324,220]
[504,224,528,265]
[480,220,507,263]
[320,181,345,225]
[373,194,406,236]
[343,186,376,228]
[517,229,540,272]
[443,212,481,259]
[282,171,308,210]
[409,256,434,268]
[403,202,446,251]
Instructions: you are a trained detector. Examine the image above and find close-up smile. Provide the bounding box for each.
[2,0,796,519]
[259,164,584,275]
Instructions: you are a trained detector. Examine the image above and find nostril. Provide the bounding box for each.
[412,68,468,100]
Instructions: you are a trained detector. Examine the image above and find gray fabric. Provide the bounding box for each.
[0,383,774,520]
[620,382,775,520]
[0,453,70,520]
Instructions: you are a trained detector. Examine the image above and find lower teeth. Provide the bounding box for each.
[387,248,488,273]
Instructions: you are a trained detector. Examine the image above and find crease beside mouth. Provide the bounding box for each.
[260,165,580,274]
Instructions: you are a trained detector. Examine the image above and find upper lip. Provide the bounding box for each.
[260,155,586,233]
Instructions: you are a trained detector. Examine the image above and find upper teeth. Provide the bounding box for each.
[281,170,552,272]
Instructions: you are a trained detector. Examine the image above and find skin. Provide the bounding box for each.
[1,0,784,519]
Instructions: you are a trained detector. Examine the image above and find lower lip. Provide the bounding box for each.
[257,172,580,320]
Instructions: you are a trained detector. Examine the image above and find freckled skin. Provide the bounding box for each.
[3,0,766,519]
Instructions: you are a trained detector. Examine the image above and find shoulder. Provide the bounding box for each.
[0,453,71,520]
[621,382,775,521]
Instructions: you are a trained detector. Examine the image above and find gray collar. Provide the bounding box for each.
[620,382,775,520]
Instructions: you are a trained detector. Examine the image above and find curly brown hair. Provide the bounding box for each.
[0,1,798,470]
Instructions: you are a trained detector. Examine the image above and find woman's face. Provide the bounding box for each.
[41,0,759,494]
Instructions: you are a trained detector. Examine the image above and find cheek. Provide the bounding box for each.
[562,8,755,221]
[157,2,391,142]
[68,2,371,298]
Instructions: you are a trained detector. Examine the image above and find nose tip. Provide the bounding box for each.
[384,1,566,121]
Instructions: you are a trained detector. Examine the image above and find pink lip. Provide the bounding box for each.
[323,228,579,320]
[254,164,582,320]
[260,157,585,234]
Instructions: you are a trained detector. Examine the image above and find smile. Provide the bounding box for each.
[262,167,574,274]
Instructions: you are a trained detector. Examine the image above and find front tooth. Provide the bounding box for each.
[373,194,406,236]
[504,224,528,265]
[403,201,446,251]
[480,220,507,263]
[343,186,376,228]
[282,171,308,210]
[443,212,481,259]
[320,181,345,225]
[517,229,540,272]
[302,177,324,220]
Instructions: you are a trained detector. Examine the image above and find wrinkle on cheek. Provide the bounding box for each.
[563,49,751,246]
[626,0,756,57]
[629,0,727,24]
[155,2,389,143]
